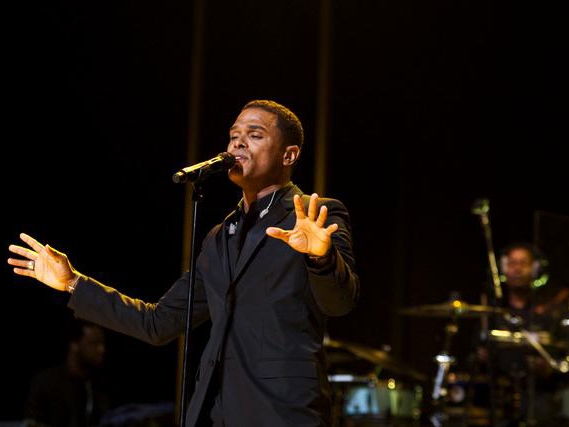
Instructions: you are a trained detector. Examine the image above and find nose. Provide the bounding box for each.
[230,134,248,149]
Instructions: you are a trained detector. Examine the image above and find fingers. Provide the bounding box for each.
[316,205,328,228]
[20,233,44,253]
[325,223,339,236]
[307,193,319,221]
[296,193,324,223]
[8,245,38,260]
[7,258,34,268]
[266,227,290,242]
[45,244,63,260]
[13,267,36,279]
[293,195,306,220]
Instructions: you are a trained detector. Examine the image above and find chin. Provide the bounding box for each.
[508,282,532,290]
[228,169,245,187]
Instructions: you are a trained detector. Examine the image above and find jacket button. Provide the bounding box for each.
[208,359,215,367]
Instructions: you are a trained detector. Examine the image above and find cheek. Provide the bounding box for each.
[259,154,280,173]
[264,146,284,165]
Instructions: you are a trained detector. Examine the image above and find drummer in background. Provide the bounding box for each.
[477,243,569,427]
[497,243,567,330]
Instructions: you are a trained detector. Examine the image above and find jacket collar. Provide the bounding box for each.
[224,183,302,286]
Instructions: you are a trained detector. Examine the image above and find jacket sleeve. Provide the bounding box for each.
[306,198,360,316]
[67,270,209,346]
[67,227,224,344]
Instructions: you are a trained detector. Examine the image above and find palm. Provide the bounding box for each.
[34,247,72,288]
[266,194,338,257]
[286,218,333,255]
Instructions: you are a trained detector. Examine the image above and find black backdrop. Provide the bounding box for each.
[2,0,567,420]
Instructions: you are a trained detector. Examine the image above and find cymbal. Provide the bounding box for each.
[323,336,427,381]
[399,300,506,318]
[489,329,568,349]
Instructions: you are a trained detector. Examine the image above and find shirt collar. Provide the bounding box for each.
[234,181,294,219]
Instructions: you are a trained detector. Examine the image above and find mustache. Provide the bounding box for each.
[230,151,249,159]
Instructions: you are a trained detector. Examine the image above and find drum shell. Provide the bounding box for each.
[444,372,511,425]
[329,375,422,426]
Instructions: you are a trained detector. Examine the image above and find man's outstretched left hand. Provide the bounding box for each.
[266,193,338,257]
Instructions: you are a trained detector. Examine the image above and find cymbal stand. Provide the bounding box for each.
[471,199,502,302]
[430,317,458,427]
[472,199,500,425]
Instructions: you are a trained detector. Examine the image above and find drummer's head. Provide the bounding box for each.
[501,243,540,288]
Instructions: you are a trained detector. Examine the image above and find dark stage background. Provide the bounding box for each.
[2,0,567,421]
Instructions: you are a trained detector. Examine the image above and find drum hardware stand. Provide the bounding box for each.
[430,315,458,427]
[472,198,502,426]
[472,199,502,302]
[527,362,537,427]
[477,294,499,427]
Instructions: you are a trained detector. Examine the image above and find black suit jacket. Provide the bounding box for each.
[68,185,359,426]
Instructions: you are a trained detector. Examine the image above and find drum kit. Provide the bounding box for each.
[325,299,569,427]
[326,200,569,426]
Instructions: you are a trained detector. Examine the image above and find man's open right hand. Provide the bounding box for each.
[8,233,79,292]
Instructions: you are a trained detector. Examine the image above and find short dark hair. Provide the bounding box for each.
[242,100,304,150]
[67,319,101,344]
[502,242,540,261]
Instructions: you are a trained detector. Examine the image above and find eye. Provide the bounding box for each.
[250,132,263,139]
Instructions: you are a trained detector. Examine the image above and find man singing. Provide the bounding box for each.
[8,100,359,426]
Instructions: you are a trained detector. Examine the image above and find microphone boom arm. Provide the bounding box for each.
[473,199,503,301]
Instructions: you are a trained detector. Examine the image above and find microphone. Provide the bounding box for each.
[471,198,489,216]
[172,152,236,184]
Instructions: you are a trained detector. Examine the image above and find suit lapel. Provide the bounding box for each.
[216,209,237,284]
[231,185,303,284]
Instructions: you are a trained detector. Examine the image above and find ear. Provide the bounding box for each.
[499,255,508,276]
[283,145,300,166]
[532,260,541,279]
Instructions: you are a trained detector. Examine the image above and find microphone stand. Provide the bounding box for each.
[472,199,502,302]
[172,153,235,426]
[472,199,500,426]
[177,177,204,427]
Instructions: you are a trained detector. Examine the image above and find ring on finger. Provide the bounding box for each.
[28,260,35,271]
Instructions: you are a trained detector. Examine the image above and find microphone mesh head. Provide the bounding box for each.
[219,152,236,169]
